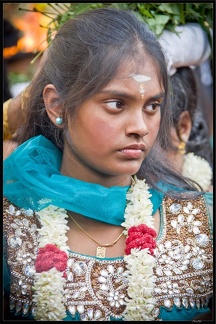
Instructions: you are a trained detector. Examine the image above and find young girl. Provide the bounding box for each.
[3,8,213,321]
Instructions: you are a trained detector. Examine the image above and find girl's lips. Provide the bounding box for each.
[120,148,144,158]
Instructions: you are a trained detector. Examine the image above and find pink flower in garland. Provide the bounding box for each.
[35,243,68,273]
[125,224,157,255]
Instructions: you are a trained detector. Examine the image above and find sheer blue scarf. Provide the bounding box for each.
[3,136,131,225]
[3,135,162,225]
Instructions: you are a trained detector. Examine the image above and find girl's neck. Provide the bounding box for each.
[61,169,132,188]
[60,162,132,188]
[60,141,133,187]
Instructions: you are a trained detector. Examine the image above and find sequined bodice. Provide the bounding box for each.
[64,253,127,320]
[152,195,213,318]
[3,195,213,320]
[3,198,128,321]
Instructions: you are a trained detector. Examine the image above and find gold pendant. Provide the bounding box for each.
[96,246,106,258]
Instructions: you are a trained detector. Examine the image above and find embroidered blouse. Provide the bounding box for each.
[3,193,213,321]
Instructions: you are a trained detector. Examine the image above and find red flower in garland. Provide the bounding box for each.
[125,224,157,255]
[35,244,68,273]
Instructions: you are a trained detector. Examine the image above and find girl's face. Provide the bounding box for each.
[61,58,164,184]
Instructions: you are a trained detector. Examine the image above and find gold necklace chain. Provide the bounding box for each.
[68,177,133,258]
[68,213,124,258]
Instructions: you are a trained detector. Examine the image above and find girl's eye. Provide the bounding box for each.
[106,101,124,109]
[145,103,161,112]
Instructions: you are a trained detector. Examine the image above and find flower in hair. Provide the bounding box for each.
[182,152,212,191]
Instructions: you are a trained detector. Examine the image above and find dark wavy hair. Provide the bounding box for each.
[170,67,213,166]
[14,8,198,195]
[16,8,170,146]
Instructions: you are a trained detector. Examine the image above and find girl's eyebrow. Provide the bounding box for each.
[146,93,165,101]
[98,90,165,101]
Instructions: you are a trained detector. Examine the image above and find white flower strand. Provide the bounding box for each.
[33,205,70,321]
[33,269,66,321]
[33,178,157,321]
[182,153,212,191]
[122,176,157,321]
[37,205,70,251]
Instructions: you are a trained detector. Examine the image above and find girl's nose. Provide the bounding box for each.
[125,111,149,138]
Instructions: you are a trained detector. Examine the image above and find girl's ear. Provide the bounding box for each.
[43,84,64,127]
[177,110,192,143]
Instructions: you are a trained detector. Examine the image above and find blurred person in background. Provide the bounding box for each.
[166,66,213,192]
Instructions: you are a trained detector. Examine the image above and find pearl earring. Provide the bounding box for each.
[55,117,63,125]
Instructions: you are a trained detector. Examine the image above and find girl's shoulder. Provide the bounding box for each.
[3,197,39,318]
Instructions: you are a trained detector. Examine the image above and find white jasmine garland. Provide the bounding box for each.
[122,176,157,321]
[37,205,70,251]
[33,205,70,320]
[33,268,66,321]
[182,153,212,191]
[33,177,156,321]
